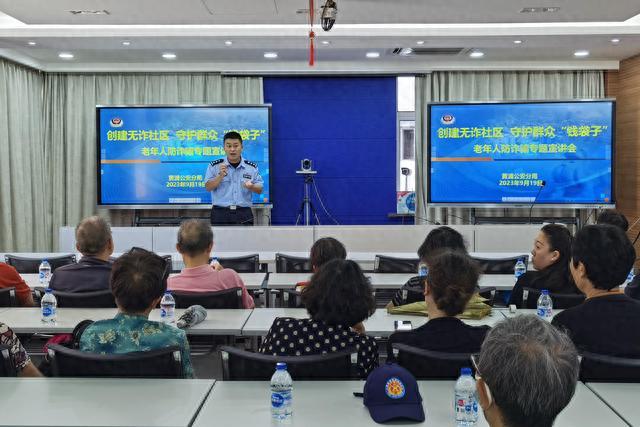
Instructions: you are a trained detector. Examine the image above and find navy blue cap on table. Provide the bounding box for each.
[363,362,425,423]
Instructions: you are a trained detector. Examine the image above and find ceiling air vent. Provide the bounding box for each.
[392,47,465,56]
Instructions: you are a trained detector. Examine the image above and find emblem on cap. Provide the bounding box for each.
[385,377,406,399]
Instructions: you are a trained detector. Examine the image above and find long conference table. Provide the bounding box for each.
[0,307,509,338]
[0,378,629,427]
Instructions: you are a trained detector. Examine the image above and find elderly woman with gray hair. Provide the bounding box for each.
[473,315,579,427]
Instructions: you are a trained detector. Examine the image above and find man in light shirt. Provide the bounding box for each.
[168,219,255,308]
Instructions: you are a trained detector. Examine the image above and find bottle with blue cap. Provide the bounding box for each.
[514,257,527,279]
[537,289,553,321]
[38,259,52,287]
[454,367,478,426]
[418,262,428,278]
[160,291,176,325]
[41,288,57,323]
[270,362,292,422]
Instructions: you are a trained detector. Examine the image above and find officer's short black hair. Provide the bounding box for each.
[223,131,243,144]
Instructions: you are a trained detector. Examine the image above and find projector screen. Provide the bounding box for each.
[97,105,271,208]
[428,100,615,208]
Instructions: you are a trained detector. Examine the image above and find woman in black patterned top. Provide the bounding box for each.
[259,259,378,377]
[0,322,41,376]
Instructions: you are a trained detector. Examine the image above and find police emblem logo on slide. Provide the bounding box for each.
[110,117,123,128]
[440,114,455,125]
[385,377,406,399]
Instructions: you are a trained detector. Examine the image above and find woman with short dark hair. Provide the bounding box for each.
[259,259,378,377]
[387,250,489,354]
[508,223,578,307]
[295,237,347,291]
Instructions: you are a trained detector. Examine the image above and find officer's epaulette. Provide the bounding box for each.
[209,159,224,166]
[244,160,257,168]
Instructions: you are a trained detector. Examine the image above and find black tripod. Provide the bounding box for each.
[295,172,320,226]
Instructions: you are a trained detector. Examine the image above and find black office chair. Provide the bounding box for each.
[219,345,359,380]
[579,351,640,383]
[374,255,420,273]
[52,290,116,308]
[275,253,312,273]
[0,345,17,377]
[47,344,184,378]
[172,287,243,309]
[392,343,473,379]
[471,256,528,275]
[210,254,261,273]
[4,254,77,274]
[478,286,497,306]
[522,287,585,309]
[0,287,17,307]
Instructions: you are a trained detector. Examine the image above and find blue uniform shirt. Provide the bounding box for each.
[205,156,263,207]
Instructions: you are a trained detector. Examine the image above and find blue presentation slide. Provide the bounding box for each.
[98,106,270,205]
[428,101,614,205]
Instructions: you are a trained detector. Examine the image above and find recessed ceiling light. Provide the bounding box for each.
[27,41,37,46]
[264,52,278,59]
[469,51,485,58]
[513,40,523,44]
[162,52,177,59]
[321,40,331,45]
[574,50,589,57]
[611,38,620,44]
[58,52,74,59]
[224,40,233,46]
[122,41,131,46]
[520,6,560,13]
[366,52,380,58]
[416,40,425,45]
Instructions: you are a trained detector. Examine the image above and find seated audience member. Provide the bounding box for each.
[596,209,629,232]
[0,322,41,376]
[295,237,347,290]
[49,216,113,292]
[387,250,489,355]
[168,219,254,308]
[0,263,34,306]
[476,315,579,427]
[552,225,640,357]
[508,224,578,307]
[80,248,194,378]
[259,259,378,377]
[596,210,640,300]
[387,226,467,308]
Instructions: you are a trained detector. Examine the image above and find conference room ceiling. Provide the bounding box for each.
[0,1,639,72]
[0,0,639,25]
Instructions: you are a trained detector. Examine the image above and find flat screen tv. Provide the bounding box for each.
[427,100,615,208]
[97,105,271,208]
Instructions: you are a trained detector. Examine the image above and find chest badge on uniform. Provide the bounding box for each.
[243,173,252,180]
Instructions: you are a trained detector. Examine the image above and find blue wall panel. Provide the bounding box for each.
[264,77,397,225]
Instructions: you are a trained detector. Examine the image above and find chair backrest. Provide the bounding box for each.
[219,345,359,380]
[0,287,16,307]
[392,343,473,379]
[48,344,183,378]
[402,287,425,305]
[374,255,420,273]
[522,287,585,309]
[4,254,77,274]
[579,351,640,382]
[172,287,243,309]
[471,256,528,275]
[52,290,116,308]
[0,345,17,377]
[212,254,261,273]
[275,253,312,273]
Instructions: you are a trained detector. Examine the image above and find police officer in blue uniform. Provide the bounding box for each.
[205,131,263,225]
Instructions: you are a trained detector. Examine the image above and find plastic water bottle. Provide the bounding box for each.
[270,362,293,422]
[537,289,553,321]
[39,259,52,287]
[41,288,57,323]
[160,292,176,326]
[627,268,635,283]
[211,257,221,269]
[454,367,478,427]
[418,263,428,277]
[514,258,527,279]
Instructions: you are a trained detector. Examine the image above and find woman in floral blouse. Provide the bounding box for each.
[0,321,41,376]
[259,259,378,377]
[79,248,194,378]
